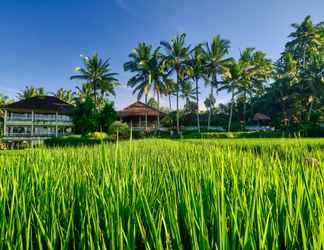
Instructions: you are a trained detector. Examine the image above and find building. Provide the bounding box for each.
[2,96,74,143]
[118,101,166,130]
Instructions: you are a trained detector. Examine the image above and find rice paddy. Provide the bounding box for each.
[0,138,323,249]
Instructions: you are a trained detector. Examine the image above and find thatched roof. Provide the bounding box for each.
[2,96,73,114]
[118,101,166,118]
[253,113,271,121]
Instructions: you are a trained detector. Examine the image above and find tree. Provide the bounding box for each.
[203,36,231,129]
[72,97,99,136]
[74,83,93,102]
[17,86,46,100]
[0,94,9,119]
[98,102,117,132]
[189,45,206,132]
[54,88,74,104]
[71,54,119,102]
[124,43,159,130]
[236,49,272,126]
[180,81,196,109]
[161,33,191,134]
[285,16,324,121]
[148,97,158,109]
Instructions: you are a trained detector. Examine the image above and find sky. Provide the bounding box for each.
[0,0,323,110]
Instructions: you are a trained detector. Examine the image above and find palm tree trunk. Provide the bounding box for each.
[176,73,180,134]
[243,91,247,130]
[307,97,314,121]
[157,91,160,131]
[176,90,179,134]
[195,78,200,133]
[207,85,214,130]
[169,95,172,110]
[145,94,148,131]
[228,88,235,132]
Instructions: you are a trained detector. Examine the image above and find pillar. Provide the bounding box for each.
[3,110,7,136]
[31,110,34,136]
[55,112,58,137]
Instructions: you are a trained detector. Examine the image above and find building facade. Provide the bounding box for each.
[118,101,166,130]
[2,96,73,143]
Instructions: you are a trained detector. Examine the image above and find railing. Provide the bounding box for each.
[5,132,71,138]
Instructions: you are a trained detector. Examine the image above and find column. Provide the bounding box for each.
[31,111,34,136]
[55,112,58,137]
[3,110,7,136]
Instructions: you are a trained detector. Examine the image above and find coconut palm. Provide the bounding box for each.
[74,83,93,102]
[160,33,191,134]
[71,54,119,102]
[124,43,158,130]
[236,49,272,126]
[189,45,206,132]
[0,94,9,118]
[17,86,46,100]
[203,36,231,129]
[54,88,74,104]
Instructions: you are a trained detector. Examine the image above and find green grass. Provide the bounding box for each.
[0,138,323,249]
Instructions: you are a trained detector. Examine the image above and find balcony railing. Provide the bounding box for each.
[5,132,71,138]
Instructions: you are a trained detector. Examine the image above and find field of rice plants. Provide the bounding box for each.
[0,138,323,249]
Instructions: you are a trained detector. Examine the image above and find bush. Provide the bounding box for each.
[45,136,105,147]
[88,132,109,140]
[109,121,130,139]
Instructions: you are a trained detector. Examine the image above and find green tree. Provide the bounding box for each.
[71,54,119,102]
[203,36,232,129]
[74,83,93,102]
[147,97,158,109]
[72,97,99,136]
[124,43,159,130]
[161,33,191,133]
[54,88,74,104]
[98,102,117,132]
[189,45,205,132]
[17,86,46,100]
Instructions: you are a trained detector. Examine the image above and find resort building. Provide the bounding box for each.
[2,96,73,143]
[118,101,166,130]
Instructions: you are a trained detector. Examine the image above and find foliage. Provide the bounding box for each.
[71,53,119,101]
[108,121,130,139]
[147,97,158,108]
[72,97,99,136]
[53,88,74,104]
[0,139,323,248]
[17,86,46,100]
[98,101,117,132]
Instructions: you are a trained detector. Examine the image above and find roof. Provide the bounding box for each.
[2,96,73,114]
[253,113,271,121]
[118,101,166,118]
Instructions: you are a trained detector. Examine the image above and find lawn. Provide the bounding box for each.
[0,138,323,249]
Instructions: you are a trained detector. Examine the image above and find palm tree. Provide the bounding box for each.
[180,81,196,109]
[286,16,324,120]
[236,49,272,126]
[203,36,231,130]
[71,54,119,103]
[151,52,167,131]
[74,83,93,102]
[221,60,241,132]
[163,79,176,111]
[54,88,74,104]
[160,33,191,134]
[17,86,46,100]
[0,94,9,118]
[189,45,206,132]
[124,43,158,130]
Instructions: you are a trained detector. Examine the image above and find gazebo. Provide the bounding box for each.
[253,113,271,126]
[118,101,166,130]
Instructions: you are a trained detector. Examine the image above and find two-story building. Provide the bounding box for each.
[2,96,74,144]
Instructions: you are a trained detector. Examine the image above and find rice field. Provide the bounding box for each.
[0,138,323,249]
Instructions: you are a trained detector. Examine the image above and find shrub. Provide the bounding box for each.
[88,132,109,140]
[109,121,130,139]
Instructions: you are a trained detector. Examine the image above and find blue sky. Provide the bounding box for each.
[0,0,323,109]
